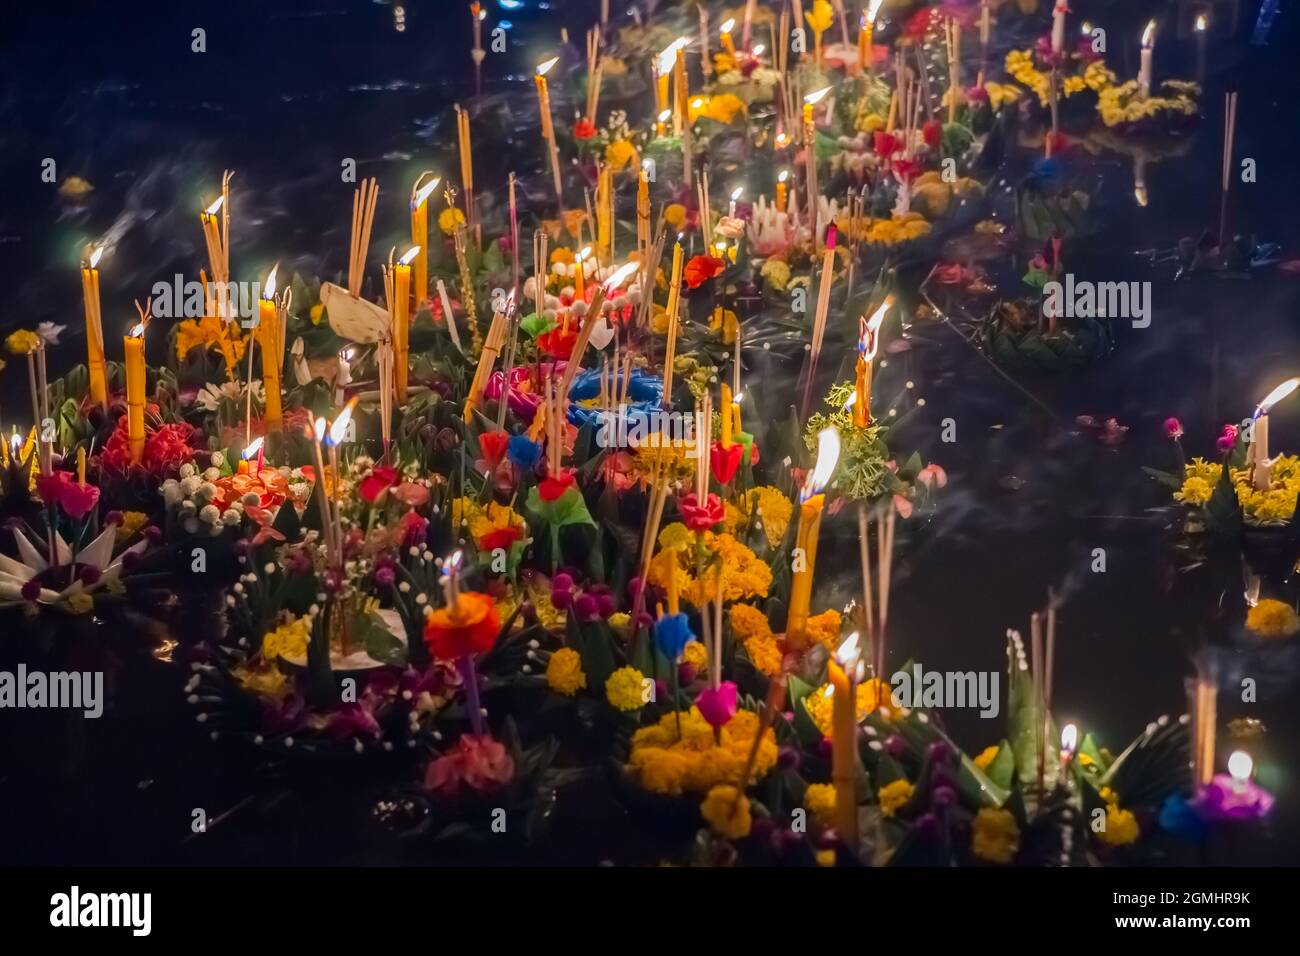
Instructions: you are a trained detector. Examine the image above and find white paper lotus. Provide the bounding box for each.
[0,526,150,607]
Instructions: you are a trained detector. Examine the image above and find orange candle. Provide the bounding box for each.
[258,266,283,431]
[410,174,439,307]
[124,322,147,464]
[829,636,861,847]
[393,246,418,402]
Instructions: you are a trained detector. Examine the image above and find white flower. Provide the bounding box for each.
[195,379,265,413]
[180,475,202,496]
[199,505,220,524]
[210,451,226,467]
[222,509,241,526]
[37,322,66,346]
[179,463,197,479]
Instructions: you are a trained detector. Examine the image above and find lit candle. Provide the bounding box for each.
[1059,723,1078,774]
[803,87,831,248]
[393,246,419,403]
[1051,0,1068,55]
[1138,20,1156,99]
[326,398,359,568]
[719,17,736,57]
[259,264,283,432]
[728,185,743,218]
[853,296,892,427]
[776,170,789,212]
[410,174,439,307]
[1251,377,1299,490]
[534,57,563,199]
[243,436,266,475]
[828,632,861,846]
[786,426,841,650]
[1227,750,1253,794]
[80,244,108,410]
[574,246,591,300]
[655,108,671,138]
[1195,14,1208,83]
[596,165,613,262]
[124,321,147,465]
[860,0,884,73]
[720,383,733,447]
[311,416,335,556]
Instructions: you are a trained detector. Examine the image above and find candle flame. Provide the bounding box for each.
[1195,14,1208,32]
[656,37,689,72]
[1141,20,1156,48]
[398,245,421,266]
[866,0,884,24]
[203,195,225,217]
[535,56,559,77]
[328,397,359,446]
[243,436,265,460]
[314,417,328,441]
[804,86,832,106]
[1227,750,1253,783]
[752,43,765,56]
[88,245,105,269]
[859,295,894,360]
[127,322,145,339]
[730,186,743,201]
[1256,377,1300,418]
[719,17,735,34]
[1134,186,1149,207]
[577,245,592,263]
[1060,723,1078,754]
[1080,21,1093,35]
[657,108,672,123]
[603,261,639,292]
[263,263,279,299]
[802,426,841,501]
[836,631,860,666]
[411,175,441,208]
[10,432,21,453]
[778,169,790,183]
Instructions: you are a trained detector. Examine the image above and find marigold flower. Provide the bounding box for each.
[877,779,914,818]
[546,646,587,696]
[605,665,648,710]
[971,807,1020,863]
[701,784,752,839]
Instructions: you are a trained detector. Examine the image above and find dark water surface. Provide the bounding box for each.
[2,0,1299,864]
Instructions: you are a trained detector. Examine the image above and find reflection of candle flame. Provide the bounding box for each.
[1141,20,1156,49]
[243,436,265,460]
[536,56,559,76]
[264,263,279,299]
[804,86,832,106]
[1256,377,1300,417]
[398,245,421,266]
[802,426,841,501]
[1060,723,1078,755]
[328,397,359,445]
[1228,750,1253,783]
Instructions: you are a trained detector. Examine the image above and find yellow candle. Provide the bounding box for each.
[855,296,891,427]
[124,323,147,465]
[80,245,108,409]
[732,399,742,435]
[776,171,788,213]
[597,166,613,262]
[828,649,860,846]
[77,446,86,485]
[259,266,283,431]
[668,557,680,616]
[637,165,651,253]
[410,174,439,307]
[853,355,871,428]
[719,17,736,57]
[720,383,733,447]
[860,0,883,73]
[661,241,684,406]
[393,246,417,402]
[574,247,589,300]
[673,48,688,135]
[785,426,840,650]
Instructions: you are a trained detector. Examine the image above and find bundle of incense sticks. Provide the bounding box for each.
[1187,659,1218,788]
[636,222,668,332]
[376,333,394,458]
[455,105,476,241]
[462,296,513,423]
[531,229,549,319]
[854,502,896,687]
[1029,596,1058,793]
[696,167,714,248]
[199,171,233,304]
[1219,91,1239,246]
[348,177,380,297]
[542,372,565,476]
[660,244,684,407]
[585,27,604,123]
[945,16,962,123]
[495,307,522,431]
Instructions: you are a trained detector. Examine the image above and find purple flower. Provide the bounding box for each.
[374,566,396,587]
[696,681,738,729]
[1163,416,1184,440]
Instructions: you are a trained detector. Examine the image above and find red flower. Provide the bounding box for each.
[35,471,101,519]
[1046,131,1070,156]
[923,120,942,150]
[892,159,922,183]
[537,324,580,360]
[902,7,938,42]
[538,469,576,503]
[479,526,523,552]
[709,441,744,486]
[679,492,725,531]
[99,415,198,478]
[479,432,510,470]
[573,117,597,140]
[872,131,901,158]
[683,255,725,290]
[424,592,501,660]
[423,733,515,798]
[358,466,399,503]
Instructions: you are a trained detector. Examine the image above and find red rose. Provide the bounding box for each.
[358,466,399,503]
[683,255,725,290]
[573,117,597,140]
[709,441,744,486]
[679,492,725,531]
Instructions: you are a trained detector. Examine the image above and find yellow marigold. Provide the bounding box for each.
[973,745,1000,771]
[688,533,772,606]
[805,608,842,653]
[438,206,466,235]
[605,138,639,171]
[760,258,791,292]
[803,782,837,827]
[451,496,485,532]
[629,747,693,794]
[627,706,777,794]
[701,785,752,839]
[606,665,648,710]
[233,662,288,697]
[1245,598,1300,640]
[682,640,708,670]
[728,603,770,641]
[664,203,688,231]
[745,633,784,677]
[262,616,311,661]
[609,611,630,637]
[856,112,885,134]
[804,677,899,735]
[309,303,325,325]
[983,82,1022,109]
[5,330,42,355]
[704,93,747,125]
[971,807,1020,863]
[877,779,914,818]
[546,647,586,695]
[658,522,693,553]
[710,308,739,344]
[114,510,149,545]
[1175,475,1215,506]
[1098,805,1140,846]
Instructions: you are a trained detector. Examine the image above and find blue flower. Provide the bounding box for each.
[1158,793,1209,843]
[653,613,694,661]
[507,434,543,470]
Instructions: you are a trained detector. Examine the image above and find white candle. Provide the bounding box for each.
[1051,1,1068,54]
[1138,20,1156,99]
